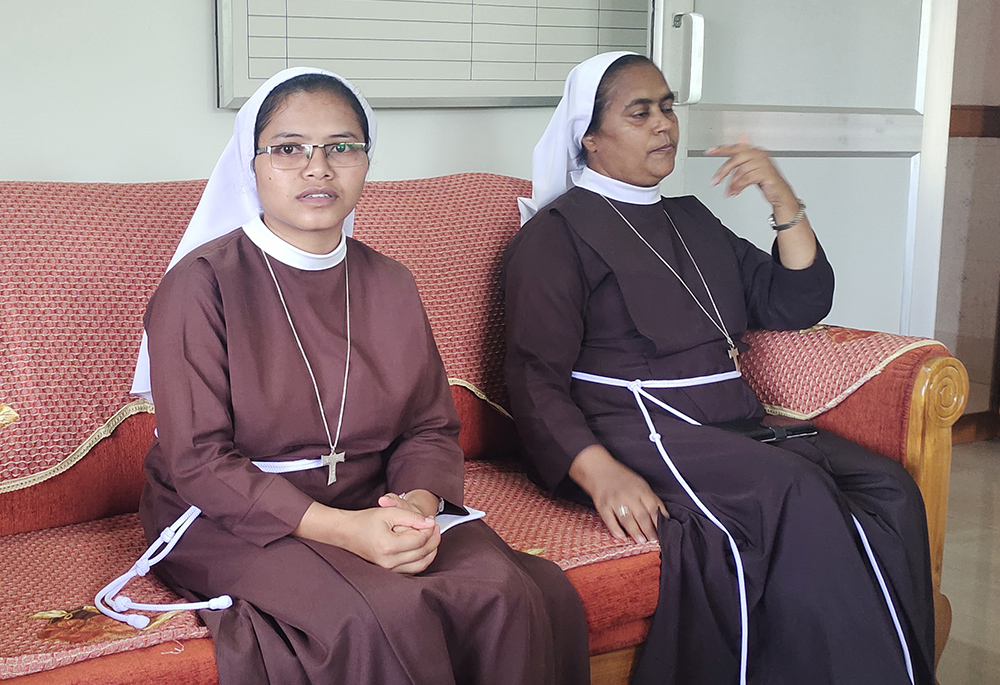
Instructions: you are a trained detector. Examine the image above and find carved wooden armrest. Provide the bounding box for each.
[742,326,967,587]
[901,355,967,590]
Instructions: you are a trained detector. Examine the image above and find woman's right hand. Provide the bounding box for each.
[568,444,668,544]
[293,502,441,574]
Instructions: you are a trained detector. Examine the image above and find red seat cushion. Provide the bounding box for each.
[0,459,659,679]
[463,461,660,654]
[0,514,208,679]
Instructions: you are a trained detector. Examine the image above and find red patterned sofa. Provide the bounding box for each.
[0,174,967,683]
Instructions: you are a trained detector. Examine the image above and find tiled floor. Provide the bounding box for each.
[936,438,1000,683]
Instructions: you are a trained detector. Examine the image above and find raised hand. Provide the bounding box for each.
[706,134,817,269]
[569,444,668,544]
[706,134,798,210]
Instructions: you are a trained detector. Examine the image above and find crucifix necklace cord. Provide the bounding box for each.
[263,247,350,485]
[600,195,740,372]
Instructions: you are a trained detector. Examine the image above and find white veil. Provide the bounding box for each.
[130,67,377,400]
[516,51,636,225]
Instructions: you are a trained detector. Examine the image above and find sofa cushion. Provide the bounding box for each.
[0,459,658,679]
[0,514,208,680]
[353,173,532,459]
[468,460,661,654]
[465,461,659,569]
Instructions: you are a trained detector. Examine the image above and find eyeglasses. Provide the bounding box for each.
[254,142,369,170]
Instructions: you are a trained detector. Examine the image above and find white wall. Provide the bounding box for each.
[0,0,553,183]
[935,0,1000,412]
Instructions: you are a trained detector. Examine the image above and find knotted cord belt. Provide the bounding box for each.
[95,457,327,628]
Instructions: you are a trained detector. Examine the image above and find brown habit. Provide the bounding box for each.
[503,188,935,685]
[139,229,589,685]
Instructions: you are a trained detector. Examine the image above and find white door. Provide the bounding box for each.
[651,0,957,336]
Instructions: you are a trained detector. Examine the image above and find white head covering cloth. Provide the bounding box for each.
[517,51,637,225]
[131,67,376,400]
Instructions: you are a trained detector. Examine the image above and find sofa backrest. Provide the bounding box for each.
[0,173,527,505]
[354,173,530,413]
[0,181,205,490]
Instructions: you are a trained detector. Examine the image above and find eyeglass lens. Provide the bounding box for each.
[267,143,366,169]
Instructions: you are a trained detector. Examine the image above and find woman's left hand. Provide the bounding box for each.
[706,134,798,212]
[707,134,817,270]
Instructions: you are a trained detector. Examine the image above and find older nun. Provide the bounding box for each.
[503,52,934,685]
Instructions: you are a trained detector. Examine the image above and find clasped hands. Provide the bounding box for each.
[293,489,441,574]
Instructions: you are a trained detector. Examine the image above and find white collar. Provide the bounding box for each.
[242,215,346,271]
[572,167,661,205]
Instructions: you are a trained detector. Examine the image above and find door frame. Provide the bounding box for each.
[651,0,958,337]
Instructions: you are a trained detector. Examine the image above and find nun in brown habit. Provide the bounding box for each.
[503,52,934,685]
[102,68,589,685]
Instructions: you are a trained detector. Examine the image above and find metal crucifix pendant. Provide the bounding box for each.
[728,346,741,373]
[321,450,346,485]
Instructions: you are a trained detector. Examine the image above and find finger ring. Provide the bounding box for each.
[616,504,630,518]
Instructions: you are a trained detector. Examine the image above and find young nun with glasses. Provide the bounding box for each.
[106,68,589,685]
[503,52,935,685]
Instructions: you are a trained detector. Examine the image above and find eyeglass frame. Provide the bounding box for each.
[254,141,370,169]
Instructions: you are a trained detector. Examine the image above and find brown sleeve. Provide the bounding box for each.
[502,213,600,492]
[146,260,314,547]
[382,275,465,506]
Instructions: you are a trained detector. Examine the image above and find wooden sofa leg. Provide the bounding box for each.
[934,589,952,678]
[590,646,640,685]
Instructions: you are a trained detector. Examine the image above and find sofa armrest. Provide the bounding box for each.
[812,349,966,590]
[743,327,967,668]
[0,412,154,536]
[904,355,967,590]
[743,326,968,594]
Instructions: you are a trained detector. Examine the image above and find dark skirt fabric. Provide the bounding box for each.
[589,404,934,685]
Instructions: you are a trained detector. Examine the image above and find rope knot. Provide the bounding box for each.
[133,560,151,576]
[649,432,661,443]
[626,379,643,393]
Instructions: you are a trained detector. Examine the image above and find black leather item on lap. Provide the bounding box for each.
[710,416,817,443]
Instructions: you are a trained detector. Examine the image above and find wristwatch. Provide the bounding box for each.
[769,199,806,231]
